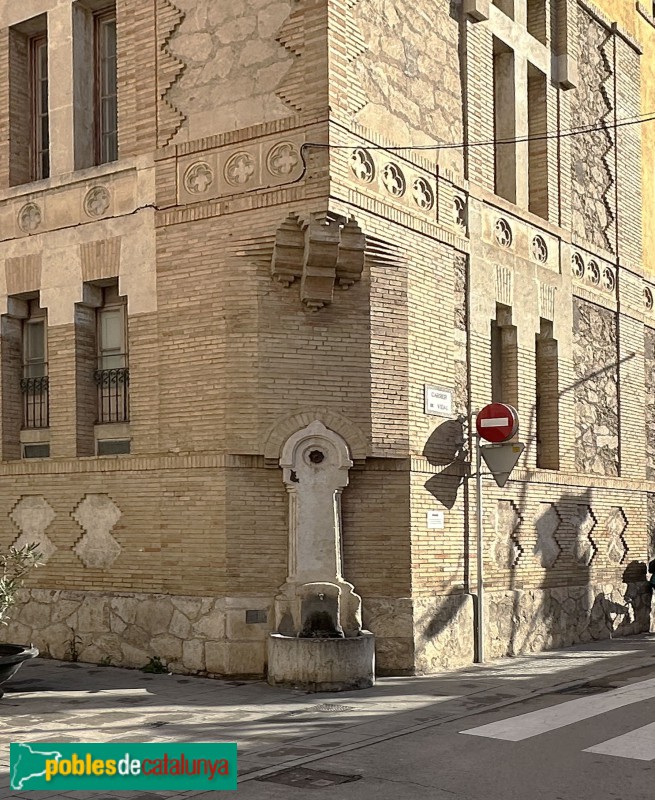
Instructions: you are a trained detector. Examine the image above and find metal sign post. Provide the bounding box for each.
[475,432,484,664]
[473,402,522,664]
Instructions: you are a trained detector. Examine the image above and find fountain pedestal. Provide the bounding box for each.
[267,422,375,691]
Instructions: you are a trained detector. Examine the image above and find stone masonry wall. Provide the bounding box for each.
[572,298,619,475]
[570,6,616,253]
[351,0,463,172]
[166,0,295,142]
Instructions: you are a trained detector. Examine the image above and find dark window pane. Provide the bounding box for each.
[97,439,130,456]
[23,444,50,459]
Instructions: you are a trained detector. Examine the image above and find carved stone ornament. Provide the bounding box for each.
[267,142,300,177]
[531,235,548,263]
[381,163,406,197]
[645,287,654,311]
[588,260,600,286]
[412,177,434,211]
[454,195,467,230]
[350,148,375,183]
[84,187,111,218]
[602,267,615,292]
[572,252,585,278]
[494,218,512,248]
[271,213,366,311]
[224,151,255,187]
[18,202,42,233]
[184,162,214,194]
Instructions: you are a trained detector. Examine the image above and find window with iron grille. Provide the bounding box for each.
[95,9,117,164]
[95,286,128,423]
[20,303,48,429]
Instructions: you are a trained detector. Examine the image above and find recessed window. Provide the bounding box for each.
[95,285,129,423]
[95,9,118,164]
[7,15,48,185]
[21,302,48,430]
[30,34,50,180]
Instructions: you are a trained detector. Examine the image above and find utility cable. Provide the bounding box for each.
[300,109,655,154]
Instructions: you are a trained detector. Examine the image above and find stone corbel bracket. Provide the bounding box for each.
[271,213,366,311]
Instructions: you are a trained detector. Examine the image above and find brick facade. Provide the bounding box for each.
[0,0,654,676]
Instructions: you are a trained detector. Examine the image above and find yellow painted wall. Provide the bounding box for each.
[591,0,655,271]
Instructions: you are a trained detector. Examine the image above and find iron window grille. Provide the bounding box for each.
[21,373,49,429]
[94,365,129,423]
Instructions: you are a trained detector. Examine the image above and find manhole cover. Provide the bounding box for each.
[312,704,355,713]
[259,767,362,788]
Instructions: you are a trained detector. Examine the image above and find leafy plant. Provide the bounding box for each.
[141,656,168,674]
[66,632,83,663]
[0,543,42,626]
[99,656,112,667]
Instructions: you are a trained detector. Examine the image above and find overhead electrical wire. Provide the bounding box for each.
[300,110,655,154]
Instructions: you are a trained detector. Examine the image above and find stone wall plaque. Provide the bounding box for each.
[425,385,453,416]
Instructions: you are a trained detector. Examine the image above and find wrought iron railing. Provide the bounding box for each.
[94,367,130,423]
[20,376,49,429]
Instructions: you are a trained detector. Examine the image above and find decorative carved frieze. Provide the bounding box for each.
[177,136,305,204]
[348,148,438,220]
[570,249,616,297]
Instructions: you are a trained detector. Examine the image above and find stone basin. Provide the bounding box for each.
[267,631,375,692]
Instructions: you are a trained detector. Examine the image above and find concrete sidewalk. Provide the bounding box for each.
[2,634,655,798]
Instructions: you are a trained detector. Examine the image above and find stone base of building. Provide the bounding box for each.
[1,584,650,678]
[483,583,652,660]
[267,632,375,691]
[0,589,273,677]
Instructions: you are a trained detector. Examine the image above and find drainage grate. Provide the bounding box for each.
[312,703,356,713]
[259,766,362,788]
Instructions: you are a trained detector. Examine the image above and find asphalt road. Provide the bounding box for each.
[237,664,655,800]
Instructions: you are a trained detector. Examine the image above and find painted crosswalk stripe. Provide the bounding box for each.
[584,721,655,761]
[460,677,655,741]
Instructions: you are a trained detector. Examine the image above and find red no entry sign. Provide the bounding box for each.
[476,403,519,443]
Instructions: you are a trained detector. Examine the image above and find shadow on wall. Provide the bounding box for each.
[423,418,468,510]
[417,417,653,665]
[502,482,652,658]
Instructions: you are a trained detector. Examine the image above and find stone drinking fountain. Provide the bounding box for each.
[267,421,375,691]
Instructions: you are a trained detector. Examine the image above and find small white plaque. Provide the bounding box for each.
[427,510,445,530]
[424,385,453,416]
